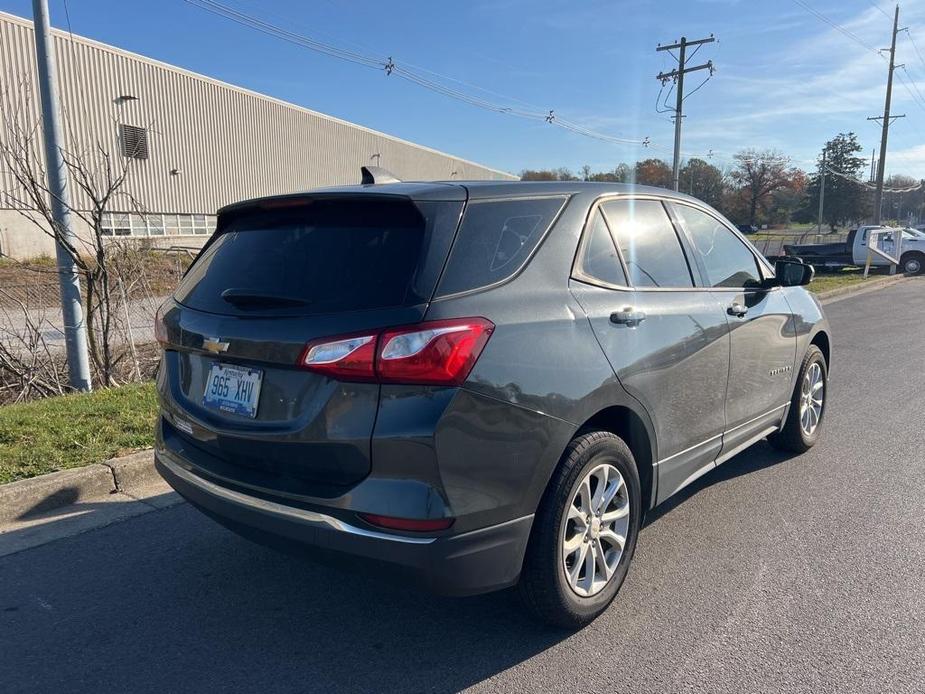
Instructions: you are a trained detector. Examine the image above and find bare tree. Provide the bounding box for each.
[0,79,146,386]
[731,150,792,227]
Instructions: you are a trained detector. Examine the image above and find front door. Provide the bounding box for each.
[669,202,796,459]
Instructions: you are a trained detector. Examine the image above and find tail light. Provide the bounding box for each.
[298,317,494,386]
[359,513,454,533]
[154,302,169,346]
[300,333,377,381]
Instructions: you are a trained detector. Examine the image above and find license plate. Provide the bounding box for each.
[203,363,262,418]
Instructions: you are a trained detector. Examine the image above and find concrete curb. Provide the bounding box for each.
[816,273,911,304]
[107,450,159,493]
[0,449,156,525]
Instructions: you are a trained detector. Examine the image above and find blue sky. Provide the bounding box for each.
[2,0,924,177]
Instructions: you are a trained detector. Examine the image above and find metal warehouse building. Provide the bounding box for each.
[0,11,514,260]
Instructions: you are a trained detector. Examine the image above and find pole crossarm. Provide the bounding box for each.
[656,61,714,84]
[657,36,715,51]
[867,114,906,126]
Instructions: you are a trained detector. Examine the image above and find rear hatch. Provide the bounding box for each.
[158,191,465,496]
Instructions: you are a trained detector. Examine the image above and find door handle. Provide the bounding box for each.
[727,302,748,318]
[610,308,646,326]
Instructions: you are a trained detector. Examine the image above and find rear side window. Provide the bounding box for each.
[435,196,567,296]
[602,199,693,288]
[175,198,462,315]
[673,204,762,288]
[578,209,628,287]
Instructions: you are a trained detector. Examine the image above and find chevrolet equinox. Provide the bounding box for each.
[155,174,830,628]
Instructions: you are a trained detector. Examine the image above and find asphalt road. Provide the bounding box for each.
[2,281,924,693]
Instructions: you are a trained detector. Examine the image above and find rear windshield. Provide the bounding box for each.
[435,196,567,297]
[175,198,462,315]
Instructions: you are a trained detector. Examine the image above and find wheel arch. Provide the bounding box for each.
[810,330,831,369]
[576,404,657,512]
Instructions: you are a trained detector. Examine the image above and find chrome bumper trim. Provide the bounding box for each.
[158,454,437,545]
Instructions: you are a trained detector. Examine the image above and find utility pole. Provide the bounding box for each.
[657,35,715,191]
[817,149,826,234]
[32,0,91,390]
[868,4,905,226]
[869,149,876,183]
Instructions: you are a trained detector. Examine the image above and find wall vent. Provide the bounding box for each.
[119,124,149,160]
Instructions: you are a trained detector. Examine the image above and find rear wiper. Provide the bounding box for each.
[220,288,311,309]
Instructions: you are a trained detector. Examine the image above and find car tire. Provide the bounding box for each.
[518,430,641,629]
[768,345,827,453]
[900,251,924,275]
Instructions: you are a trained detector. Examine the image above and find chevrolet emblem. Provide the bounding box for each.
[203,337,230,354]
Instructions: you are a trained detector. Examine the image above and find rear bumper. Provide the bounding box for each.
[155,451,533,596]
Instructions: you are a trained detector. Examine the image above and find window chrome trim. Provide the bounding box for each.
[570,192,778,294]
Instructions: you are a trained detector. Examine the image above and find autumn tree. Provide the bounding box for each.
[633,158,672,188]
[730,149,792,226]
[520,167,579,181]
[679,158,725,208]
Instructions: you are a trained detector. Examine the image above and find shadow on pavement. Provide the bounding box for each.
[0,440,799,694]
[644,440,794,527]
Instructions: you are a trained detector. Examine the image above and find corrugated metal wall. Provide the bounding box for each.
[0,11,514,215]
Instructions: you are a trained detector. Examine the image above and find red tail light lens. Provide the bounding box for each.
[299,332,377,381]
[378,318,494,385]
[297,318,494,386]
[154,302,169,346]
[359,513,454,532]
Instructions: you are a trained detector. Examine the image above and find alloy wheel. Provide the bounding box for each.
[561,463,631,597]
[799,362,824,436]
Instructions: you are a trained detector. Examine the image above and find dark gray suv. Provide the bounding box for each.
[154,177,830,628]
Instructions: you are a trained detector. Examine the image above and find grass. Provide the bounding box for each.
[808,268,883,294]
[0,381,157,484]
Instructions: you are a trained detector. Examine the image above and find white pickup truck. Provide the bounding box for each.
[784,225,925,275]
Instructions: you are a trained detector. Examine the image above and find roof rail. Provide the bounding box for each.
[361,165,401,185]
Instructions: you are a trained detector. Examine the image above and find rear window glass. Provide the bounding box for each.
[579,208,628,287]
[435,196,567,296]
[175,198,460,315]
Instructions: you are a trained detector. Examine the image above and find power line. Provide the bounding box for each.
[896,67,925,113]
[183,0,650,148]
[826,164,923,191]
[904,29,925,73]
[864,0,892,21]
[790,0,880,54]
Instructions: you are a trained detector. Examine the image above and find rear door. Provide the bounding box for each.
[669,202,796,459]
[158,194,464,495]
[569,197,731,502]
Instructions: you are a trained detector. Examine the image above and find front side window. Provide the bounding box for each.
[674,204,762,288]
[601,199,693,288]
[578,208,627,287]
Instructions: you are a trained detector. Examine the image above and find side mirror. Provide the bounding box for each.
[774,259,814,287]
